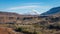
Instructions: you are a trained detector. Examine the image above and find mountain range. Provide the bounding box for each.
[0,6,60,16]
[41,7,60,16]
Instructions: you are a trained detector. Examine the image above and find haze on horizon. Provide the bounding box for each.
[0,0,60,15]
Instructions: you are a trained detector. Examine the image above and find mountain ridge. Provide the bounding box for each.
[41,7,60,16]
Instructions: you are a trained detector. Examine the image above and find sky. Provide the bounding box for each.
[0,0,60,15]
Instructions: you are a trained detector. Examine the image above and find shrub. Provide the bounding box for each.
[47,25,60,30]
[15,27,23,32]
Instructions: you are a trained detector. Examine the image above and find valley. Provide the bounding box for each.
[0,7,60,34]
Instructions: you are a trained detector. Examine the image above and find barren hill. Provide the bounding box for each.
[0,11,39,24]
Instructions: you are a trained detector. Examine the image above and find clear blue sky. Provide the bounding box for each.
[0,0,60,14]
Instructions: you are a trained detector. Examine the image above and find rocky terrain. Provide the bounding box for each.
[0,7,60,34]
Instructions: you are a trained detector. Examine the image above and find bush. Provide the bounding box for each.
[15,27,23,32]
[47,25,60,30]
[14,27,37,34]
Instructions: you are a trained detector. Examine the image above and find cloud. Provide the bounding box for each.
[23,3,42,5]
[5,5,40,10]
[4,5,52,14]
[5,5,51,10]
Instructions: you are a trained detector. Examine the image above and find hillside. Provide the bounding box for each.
[41,7,60,16]
[0,11,40,24]
[1,7,60,34]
